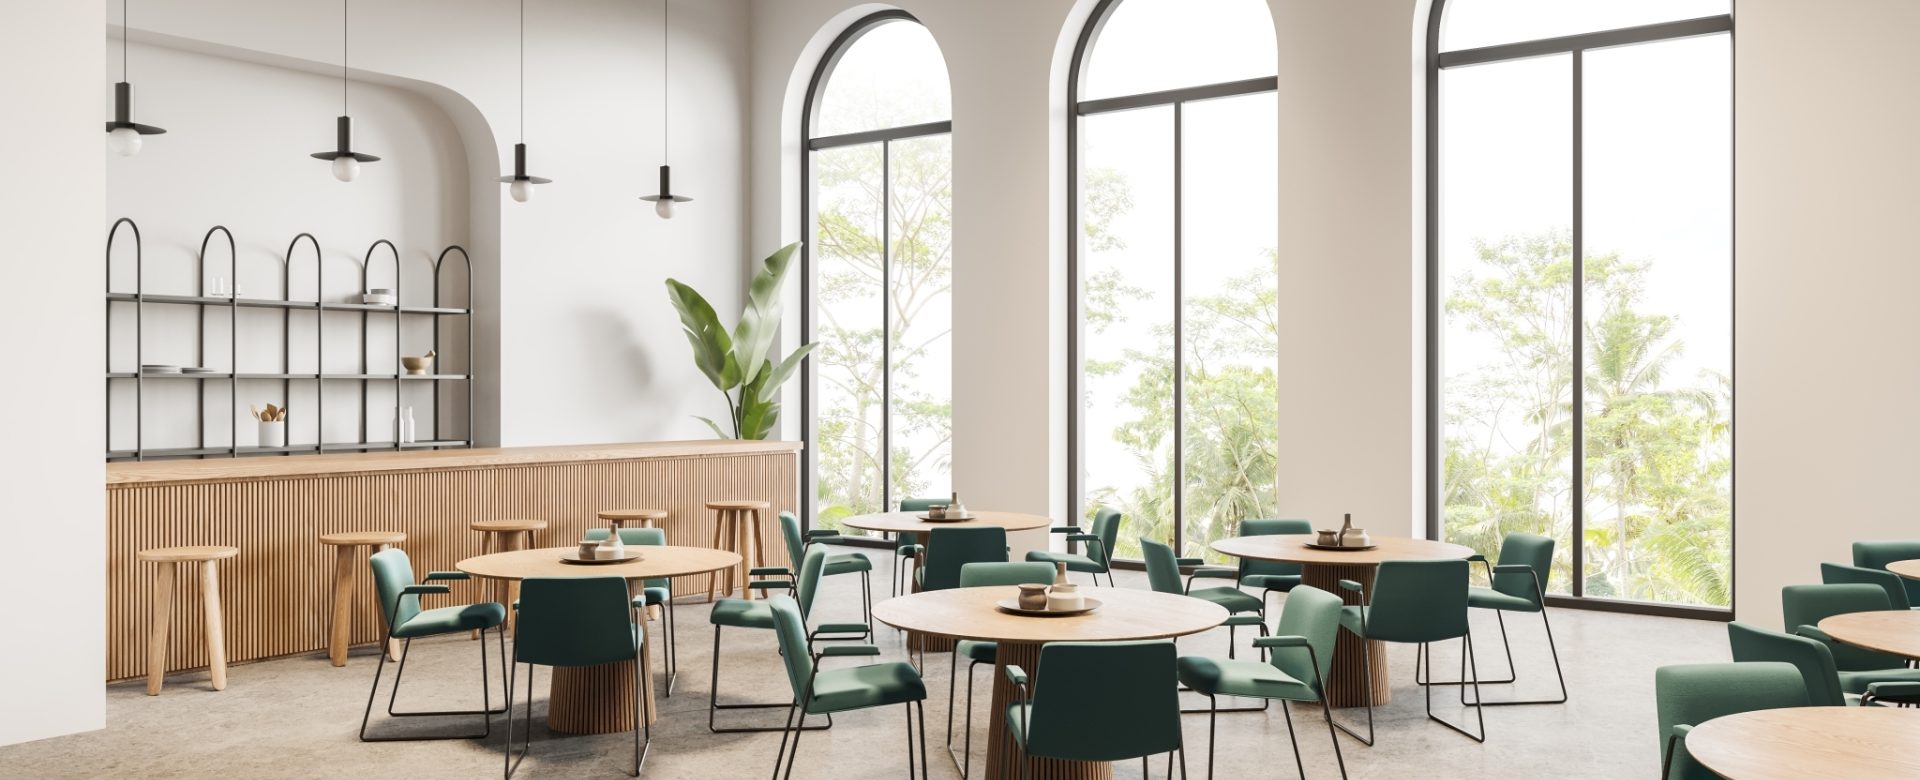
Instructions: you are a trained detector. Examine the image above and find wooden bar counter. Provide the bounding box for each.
[105,440,800,682]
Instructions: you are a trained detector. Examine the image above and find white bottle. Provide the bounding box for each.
[399,406,416,443]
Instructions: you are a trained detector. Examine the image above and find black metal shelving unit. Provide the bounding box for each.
[105,219,474,461]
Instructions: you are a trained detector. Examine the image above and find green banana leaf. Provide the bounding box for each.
[665,242,811,440]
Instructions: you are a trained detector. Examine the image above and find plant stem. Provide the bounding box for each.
[723,390,741,439]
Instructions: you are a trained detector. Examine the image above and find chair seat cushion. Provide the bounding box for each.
[1838,667,1920,696]
[709,598,773,629]
[807,662,927,714]
[393,602,507,638]
[898,544,925,557]
[1242,574,1301,592]
[1222,614,1267,628]
[1025,551,1103,573]
[1467,587,1539,613]
[826,553,873,575]
[1176,655,1316,701]
[641,586,670,607]
[1188,586,1264,614]
[957,639,997,664]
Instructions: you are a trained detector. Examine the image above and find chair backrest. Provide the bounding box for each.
[1854,540,1920,607]
[584,526,669,589]
[959,561,1057,588]
[793,545,829,619]
[514,576,637,667]
[1821,562,1912,609]
[368,548,421,632]
[1365,560,1470,643]
[1654,662,1808,780]
[1088,507,1122,569]
[767,595,815,702]
[921,526,1007,591]
[1139,538,1184,595]
[1239,518,1312,578]
[1781,583,1904,670]
[779,511,806,571]
[1493,532,1555,606]
[1023,641,1182,762]
[1270,585,1343,693]
[1726,621,1845,706]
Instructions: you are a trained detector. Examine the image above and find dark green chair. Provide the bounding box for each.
[1654,662,1808,780]
[1853,540,1920,608]
[1336,559,1482,744]
[1177,585,1347,779]
[1004,640,1187,779]
[507,576,648,778]
[1142,538,1268,665]
[708,545,869,733]
[1782,583,1907,672]
[1184,518,1312,611]
[945,561,1055,778]
[1821,562,1913,609]
[585,526,678,694]
[917,526,1009,592]
[768,595,928,779]
[761,511,872,632]
[1027,506,1121,587]
[1416,532,1566,706]
[1727,621,1920,707]
[894,498,942,597]
[359,548,507,743]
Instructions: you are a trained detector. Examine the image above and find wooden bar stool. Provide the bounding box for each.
[597,508,669,530]
[705,500,770,601]
[471,518,546,634]
[318,531,406,667]
[138,545,239,696]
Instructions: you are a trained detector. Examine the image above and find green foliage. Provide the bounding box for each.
[665,242,814,440]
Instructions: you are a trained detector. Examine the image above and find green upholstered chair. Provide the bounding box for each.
[1654,662,1808,780]
[917,526,1009,592]
[708,545,869,733]
[359,547,507,743]
[760,511,872,631]
[1142,538,1268,664]
[945,561,1055,778]
[1821,562,1913,609]
[1417,532,1566,706]
[1853,540,1920,608]
[1727,621,1920,707]
[893,498,942,597]
[768,595,928,780]
[584,526,678,694]
[1782,583,1907,672]
[1177,585,1348,779]
[1004,640,1187,779]
[1026,506,1121,587]
[1336,559,1482,744]
[1184,518,1312,611]
[507,576,649,778]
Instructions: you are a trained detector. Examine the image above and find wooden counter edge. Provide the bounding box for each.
[106,440,804,488]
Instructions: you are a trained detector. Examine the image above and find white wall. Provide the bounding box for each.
[1,0,107,748]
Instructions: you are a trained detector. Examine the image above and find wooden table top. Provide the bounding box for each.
[457,545,741,581]
[872,585,1228,644]
[1211,534,1475,566]
[107,439,803,487]
[318,531,406,546]
[1686,706,1920,779]
[1887,560,1920,581]
[1817,610,1920,659]
[840,510,1053,535]
[137,545,240,563]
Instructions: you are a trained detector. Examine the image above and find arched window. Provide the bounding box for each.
[803,13,952,532]
[1068,0,1279,562]
[1429,2,1733,612]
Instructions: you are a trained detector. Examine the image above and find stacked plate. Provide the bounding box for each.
[362,288,397,306]
[141,364,182,374]
[182,367,222,374]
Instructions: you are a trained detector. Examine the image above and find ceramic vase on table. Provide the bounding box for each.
[1047,583,1085,611]
[597,523,625,558]
[1017,584,1049,610]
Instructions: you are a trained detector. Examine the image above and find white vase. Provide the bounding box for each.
[1047,583,1084,611]
[258,420,286,448]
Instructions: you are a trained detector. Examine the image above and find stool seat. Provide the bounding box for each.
[138,545,240,563]
[706,499,770,511]
[319,531,406,547]
[471,518,548,533]
[598,508,669,523]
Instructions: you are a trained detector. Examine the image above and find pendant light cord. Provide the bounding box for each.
[662,0,669,162]
[519,0,525,144]
[122,0,129,81]
[342,0,349,114]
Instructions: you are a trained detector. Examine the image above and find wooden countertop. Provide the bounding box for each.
[107,440,802,487]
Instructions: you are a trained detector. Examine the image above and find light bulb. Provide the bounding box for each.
[108,127,143,157]
[654,198,675,220]
[510,179,533,203]
[332,156,360,182]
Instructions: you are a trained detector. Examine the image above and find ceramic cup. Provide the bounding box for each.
[577,542,599,560]
[1017,583,1049,610]
[1315,529,1339,546]
[1047,583,1085,611]
[928,504,947,519]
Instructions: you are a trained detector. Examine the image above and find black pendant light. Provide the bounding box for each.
[499,0,551,203]
[310,0,379,182]
[639,0,690,219]
[105,0,165,157]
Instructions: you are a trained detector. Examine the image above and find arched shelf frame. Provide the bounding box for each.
[198,225,240,455]
[427,245,474,446]
[105,217,143,458]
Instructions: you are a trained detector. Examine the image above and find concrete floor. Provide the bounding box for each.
[1,550,1729,779]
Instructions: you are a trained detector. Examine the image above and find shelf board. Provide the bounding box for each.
[235,373,321,380]
[399,306,470,315]
[108,372,233,379]
[318,442,401,452]
[235,445,320,455]
[399,440,469,449]
[106,294,463,315]
[108,446,236,459]
[316,373,468,380]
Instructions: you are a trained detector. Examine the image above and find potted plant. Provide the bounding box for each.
[665,242,813,439]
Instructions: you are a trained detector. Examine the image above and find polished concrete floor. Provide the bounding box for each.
[2,548,1728,779]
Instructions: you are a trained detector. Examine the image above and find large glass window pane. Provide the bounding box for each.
[812,22,951,137]
[1580,35,1731,607]
[812,143,887,533]
[887,134,954,502]
[1080,105,1174,560]
[1440,0,1728,52]
[1180,93,1279,562]
[1438,54,1575,593]
[1080,0,1275,101]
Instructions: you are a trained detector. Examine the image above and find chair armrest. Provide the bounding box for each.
[1338,579,1364,593]
[1670,723,1692,739]
[1187,566,1238,579]
[813,622,872,636]
[400,584,449,596]
[1253,634,1310,649]
[1175,557,1207,567]
[1467,554,1487,562]
[747,580,794,590]
[750,566,793,577]
[425,571,469,581]
[1795,625,1835,643]
[1491,564,1534,574]
[1065,534,1100,544]
[804,529,840,540]
[1049,526,1083,534]
[1867,681,1920,702]
[1005,664,1029,687]
[816,644,882,658]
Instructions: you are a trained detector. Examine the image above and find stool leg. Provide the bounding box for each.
[330,545,356,667]
[735,512,751,601]
[472,533,492,640]
[147,562,176,696]
[202,561,228,691]
[707,511,726,602]
[506,532,527,637]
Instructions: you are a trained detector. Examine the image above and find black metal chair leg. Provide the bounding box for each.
[362,627,507,742]
[1424,632,1487,742]
[1280,700,1306,779]
[710,624,833,733]
[1328,635,1376,746]
[1319,695,1349,779]
[1416,608,1517,685]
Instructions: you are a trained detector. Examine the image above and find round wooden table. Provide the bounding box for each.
[1686,706,1920,778]
[457,545,740,734]
[1209,534,1476,707]
[1818,610,1920,659]
[874,585,1227,780]
[844,511,1053,652]
[1886,559,1920,581]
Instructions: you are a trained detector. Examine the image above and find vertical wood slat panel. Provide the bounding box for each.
[106,449,797,682]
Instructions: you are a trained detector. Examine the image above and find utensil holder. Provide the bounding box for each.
[257,420,286,448]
